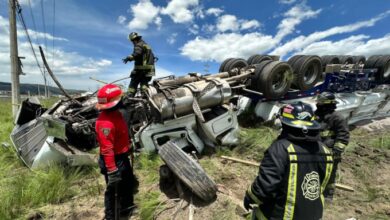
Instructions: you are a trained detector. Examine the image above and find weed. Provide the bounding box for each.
[136,191,161,220]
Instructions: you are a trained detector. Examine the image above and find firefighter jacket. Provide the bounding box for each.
[95,110,130,172]
[317,111,349,152]
[128,39,155,77]
[246,138,333,220]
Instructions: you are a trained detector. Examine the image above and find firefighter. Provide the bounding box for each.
[244,102,334,220]
[122,32,155,97]
[315,92,350,200]
[95,84,136,220]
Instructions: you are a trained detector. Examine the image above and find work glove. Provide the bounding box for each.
[243,195,254,211]
[332,147,343,162]
[107,169,122,186]
[122,56,132,64]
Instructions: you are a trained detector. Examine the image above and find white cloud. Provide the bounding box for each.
[206,8,224,16]
[180,33,277,62]
[189,24,199,35]
[298,34,390,57]
[161,0,199,23]
[167,33,178,45]
[117,15,126,25]
[272,10,390,57]
[241,20,261,30]
[216,14,261,32]
[0,16,112,90]
[154,16,162,30]
[216,15,239,32]
[127,0,160,30]
[279,0,296,4]
[275,3,321,41]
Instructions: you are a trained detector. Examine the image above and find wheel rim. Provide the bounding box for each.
[272,69,288,92]
[304,65,318,85]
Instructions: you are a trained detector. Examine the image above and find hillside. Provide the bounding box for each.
[0,81,85,96]
[0,98,389,220]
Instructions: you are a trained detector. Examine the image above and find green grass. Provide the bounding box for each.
[0,98,100,220]
[137,191,162,220]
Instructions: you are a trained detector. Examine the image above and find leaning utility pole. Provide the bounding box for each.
[9,0,20,118]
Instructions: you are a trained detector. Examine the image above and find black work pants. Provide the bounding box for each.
[99,153,135,219]
[324,151,341,198]
[128,71,152,95]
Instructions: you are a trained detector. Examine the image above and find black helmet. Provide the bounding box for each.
[280,101,321,130]
[128,32,141,41]
[317,92,338,105]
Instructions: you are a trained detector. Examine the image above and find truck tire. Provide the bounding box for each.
[352,56,366,65]
[250,60,274,91]
[259,61,293,99]
[247,55,259,65]
[249,55,273,65]
[374,55,390,83]
[321,55,340,70]
[291,55,322,90]
[287,55,305,68]
[224,58,248,72]
[158,141,217,201]
[365,55,382,69]
[339,55,354,64]
[219,58,234,72]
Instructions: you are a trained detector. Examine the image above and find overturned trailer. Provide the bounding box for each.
[10,53,390,201]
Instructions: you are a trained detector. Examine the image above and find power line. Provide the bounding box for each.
[27,0,39,44]
[52,0,56,67]
[40,0,47,53]
[15,0,45,79]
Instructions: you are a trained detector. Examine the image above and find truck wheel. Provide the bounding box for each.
[287,55,305,68]
[248,55,272,65]
[225,58,248,72]
[250,60,274,91]
[158,141,217,201]
[321,55,340,70]
[219,58,234,72]
[374,55,390,83]
[352,56,366,65]
[338,55,354,64]
[365,55,382,69]
[259,61,293,99]
[291,55,322,90]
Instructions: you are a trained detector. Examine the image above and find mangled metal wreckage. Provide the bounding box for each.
[11,54,390,201]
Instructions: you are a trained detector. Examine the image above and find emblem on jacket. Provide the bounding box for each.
[301,171,320,200]
[102,128,111,137]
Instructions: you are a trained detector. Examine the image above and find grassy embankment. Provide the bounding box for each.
[0,98,101,219]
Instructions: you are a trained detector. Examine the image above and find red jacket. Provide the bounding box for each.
[95,110,130,172]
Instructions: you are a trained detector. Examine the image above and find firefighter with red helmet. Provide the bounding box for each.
[244,102,333,220]
[95,84,136,219]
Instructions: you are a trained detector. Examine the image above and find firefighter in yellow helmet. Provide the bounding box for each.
[244,102,333,220]
[122,32,155,97]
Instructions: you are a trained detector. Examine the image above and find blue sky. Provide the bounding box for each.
[0,0,389,90]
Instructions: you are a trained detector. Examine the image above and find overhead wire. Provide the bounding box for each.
[40,0,48,53]
[15,0,45,79]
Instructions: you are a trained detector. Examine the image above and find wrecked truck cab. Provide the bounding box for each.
[10,95,98,169]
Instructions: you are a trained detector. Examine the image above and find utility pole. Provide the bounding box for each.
[9,0,20,118]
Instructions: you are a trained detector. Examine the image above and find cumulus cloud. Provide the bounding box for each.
[127,0,160,30]
[216,14,261,32]
[180,33,277,62]
[206,8,224,16]
[216,15,240,32]
[161,0,199,23]
[275,3,321,41]
[241,20,261,30]
[272,10,390,57]
[154,16,162,30]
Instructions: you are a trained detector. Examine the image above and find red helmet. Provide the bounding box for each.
[96,84,123,110]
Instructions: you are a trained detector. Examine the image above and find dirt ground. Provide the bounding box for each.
[31,126,390,220]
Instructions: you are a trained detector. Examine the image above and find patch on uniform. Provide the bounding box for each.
[297,111,312,120]
[101,128,111,137]
[301,171,320,200]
